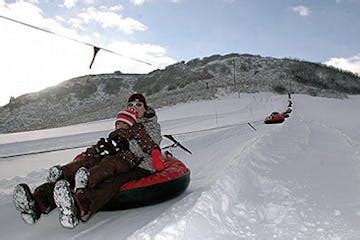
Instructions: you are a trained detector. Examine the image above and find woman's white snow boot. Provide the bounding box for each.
[13,183,40,224]
[47,165,64,183]
[53,180,79,229]
[74,167,90,192]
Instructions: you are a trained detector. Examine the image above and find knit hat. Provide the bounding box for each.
[128,93,147,109]
[115,109,138,127]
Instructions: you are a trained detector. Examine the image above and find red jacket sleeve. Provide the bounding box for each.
[151,148,165,171]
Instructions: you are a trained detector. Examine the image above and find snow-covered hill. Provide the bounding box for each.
[2,53,360,134]
[1,93,360,239]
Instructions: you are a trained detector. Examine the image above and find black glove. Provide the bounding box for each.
[108,129,129,140]
[108,130,119,141]
[95,138,117,155]
[84,146,98,156]
[113,137,129,151]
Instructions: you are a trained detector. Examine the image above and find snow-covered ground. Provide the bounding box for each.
[1,92,360,239]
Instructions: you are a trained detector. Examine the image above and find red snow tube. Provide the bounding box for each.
[103,154,190,210]
[264,112,285,124]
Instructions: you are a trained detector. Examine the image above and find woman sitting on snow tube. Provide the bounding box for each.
[13,93,177,229]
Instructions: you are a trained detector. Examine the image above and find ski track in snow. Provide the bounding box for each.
[127,127,271,240]
[71,216,118,240]
[1,93,360,239]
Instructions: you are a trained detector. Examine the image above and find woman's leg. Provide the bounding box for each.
[33,155,102,213]
[86,151,136,188]
[13,154,102,224]
[32,182,56,214]
[61,155,102,185]
[74,167,152,221]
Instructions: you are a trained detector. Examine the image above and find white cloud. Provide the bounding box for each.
[84,0,96,4]
[99,4,123,12]
[27,0,39,4]
[325,55,360,75]
[0,2,175,106]
[69,7,147,34]
[55,15,66,22]
[63,0,78,9]
[130,0,147,6]
[292,5,311,16]
[3,1,43,21]
[129,0,181,6]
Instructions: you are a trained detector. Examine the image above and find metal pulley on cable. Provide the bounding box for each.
[89,46,101,69]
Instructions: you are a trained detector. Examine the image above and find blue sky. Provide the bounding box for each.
[0,0,360,106]
[123,0,360,62]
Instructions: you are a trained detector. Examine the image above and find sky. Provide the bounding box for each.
[0,0,360,106]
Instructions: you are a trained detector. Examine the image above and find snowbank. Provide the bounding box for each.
[1,93,360,239]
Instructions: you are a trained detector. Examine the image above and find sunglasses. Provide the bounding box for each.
[127,101,144,108]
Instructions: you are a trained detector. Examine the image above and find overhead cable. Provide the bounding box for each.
[0,14,152,68]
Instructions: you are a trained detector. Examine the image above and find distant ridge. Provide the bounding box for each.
[1,53,359,133]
